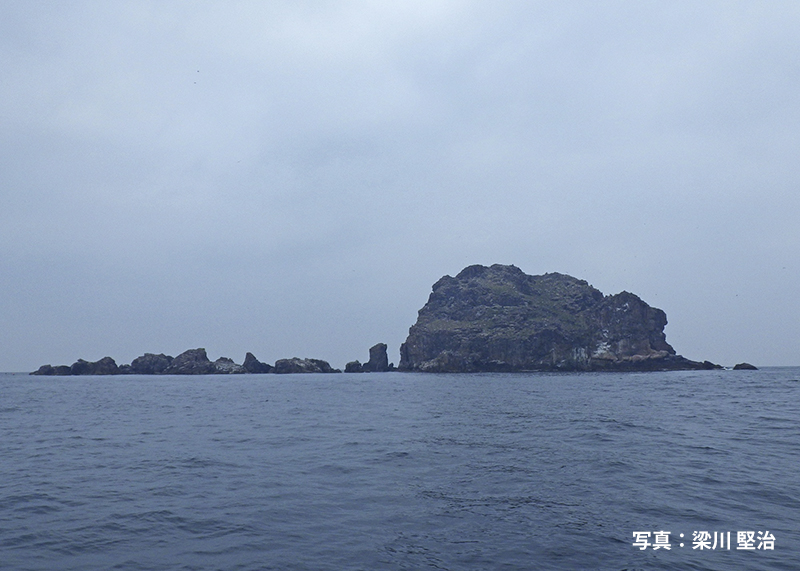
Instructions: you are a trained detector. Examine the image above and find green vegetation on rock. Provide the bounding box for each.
[399,264,718,372]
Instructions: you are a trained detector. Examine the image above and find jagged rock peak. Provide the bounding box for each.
[346,343,394,373]
[243,352,273,374]
[399,264,717,373]
[364,343,391,372]
[164,348,217,375]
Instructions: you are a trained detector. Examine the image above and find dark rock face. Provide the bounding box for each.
[274,357,340,374]
[32,349,276,375]
[31,364,56,376]
[130,353,174,374]
[213,357,246,374]
[345,360,364,373]
[733,362,758,370]
[91,357,120,375]
[69,359,92,375]
[346,343,393,373]
[70,357,119,375]
[32,357,119,375]
[164,348,216,375]
[243,352,273,374]
[399,264,718,372]
[31,364,70,376]
[363,343,391,372]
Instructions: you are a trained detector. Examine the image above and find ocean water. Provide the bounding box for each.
[1,368,798,571]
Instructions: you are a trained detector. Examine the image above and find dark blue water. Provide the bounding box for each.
[1,369,798,570]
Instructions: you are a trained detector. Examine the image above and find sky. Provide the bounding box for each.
[1,1,799,372]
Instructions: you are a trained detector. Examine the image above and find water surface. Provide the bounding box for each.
[1,368,798,570]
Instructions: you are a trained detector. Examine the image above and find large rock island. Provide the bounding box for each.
[399,264,719,372]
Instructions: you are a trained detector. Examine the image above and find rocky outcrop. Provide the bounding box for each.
[129,353,173,374]
[274,357,340,374]
[733,362,758,370]
[31,349,262,375]
[345,360,364,373]
[346,343,394,373]
[399,264,720,373]
[163,349,247,374]
[243,352,273,373]
[71,357,119,375]
[69,359,93,375]
[67,357,118,375]
[164,348,217,375]
[31,349,276,375]
[363,343,391,372]
[31,364,72,376]
[32,357,119,376]
[213,357,246,374]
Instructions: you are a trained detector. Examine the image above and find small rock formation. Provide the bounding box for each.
[31,349,269,376]
[213,357,246,374]
[71,357,119,375]
[164,348,217,375]
[31,364,70,376]
[32,357,119,375]
[243,352,273,373]
[399,264,720,372]
[733,362,758,370]
[346,343,393,373]
[129,353,174,374]
[363,343,392,372]
[345,360,364,373]
[273,357,340,374]
[69,359,93,375]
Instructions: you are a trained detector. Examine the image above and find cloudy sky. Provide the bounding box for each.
[2,1,798,371]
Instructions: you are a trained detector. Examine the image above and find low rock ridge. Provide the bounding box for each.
[399,264,722,373]
[31,348,340,376]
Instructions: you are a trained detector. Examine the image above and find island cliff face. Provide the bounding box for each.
[399,264,717,372]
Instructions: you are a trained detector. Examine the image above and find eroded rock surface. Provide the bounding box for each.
[363,343,391,372]
[345,360,364,373]
[130,353,173,375]
[243,352,273,374]
[214,357,246,374]
[164,348,217,375]
[399,264,719,372]
[274,357,340,374]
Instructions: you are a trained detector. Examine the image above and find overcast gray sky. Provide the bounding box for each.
[2,1,799,372]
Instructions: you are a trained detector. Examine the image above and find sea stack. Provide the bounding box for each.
[399,264,718,372]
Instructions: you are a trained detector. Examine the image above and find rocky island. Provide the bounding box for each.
[30,264,727,375]
[399,264,720,372]
[31,348,342,376]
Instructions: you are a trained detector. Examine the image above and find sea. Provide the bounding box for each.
[1,368,798,571]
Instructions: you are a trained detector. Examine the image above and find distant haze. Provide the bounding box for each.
[2,1,798,371]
